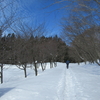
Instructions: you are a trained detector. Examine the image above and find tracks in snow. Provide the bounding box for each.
[63,68,84,100]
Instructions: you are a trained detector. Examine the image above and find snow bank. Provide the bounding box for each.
[69,63,100,100]
[0,62,100,100]
[0,63,66,100]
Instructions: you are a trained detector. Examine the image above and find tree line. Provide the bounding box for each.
[0,31,70,83]
[0,33,69,64]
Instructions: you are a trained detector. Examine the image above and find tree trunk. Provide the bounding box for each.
[95,60,100,66]
[24,64,27,78]
[34,63,38,76]
[54,62,57,67]
[41,62,45,71]
[0,64,3,84]
[41,63,44,71]
[50,61,53,68]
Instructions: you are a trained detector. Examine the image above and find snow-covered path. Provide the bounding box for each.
[64,63,100,100]
[64,68,84,100]
[64,69,76,100]
[0,63,100,100]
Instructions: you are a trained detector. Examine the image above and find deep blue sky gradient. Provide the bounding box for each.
[17,0,70,37]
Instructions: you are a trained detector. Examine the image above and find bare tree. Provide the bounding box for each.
[16,36,29,78]
[0,0,22,83]
[62,16,100,65]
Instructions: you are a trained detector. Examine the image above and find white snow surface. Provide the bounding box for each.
[0,62,100,100]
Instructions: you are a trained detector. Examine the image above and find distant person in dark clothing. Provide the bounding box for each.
[66,60,70,69]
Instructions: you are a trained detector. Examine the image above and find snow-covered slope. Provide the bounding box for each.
[0,62,100,100]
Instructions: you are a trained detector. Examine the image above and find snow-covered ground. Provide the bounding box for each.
[0,62,100,100]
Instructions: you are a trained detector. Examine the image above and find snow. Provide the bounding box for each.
[0,62,100,100]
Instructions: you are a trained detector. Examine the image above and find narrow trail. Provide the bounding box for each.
[63,68,84,100]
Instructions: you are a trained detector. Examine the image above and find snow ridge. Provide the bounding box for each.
[64,68,85,100]
[56,67,66,100]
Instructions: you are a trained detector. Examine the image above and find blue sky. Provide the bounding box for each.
[1,0,99,37]
[17,0,70,37]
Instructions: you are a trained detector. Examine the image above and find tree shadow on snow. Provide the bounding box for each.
[0,88,14,97]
